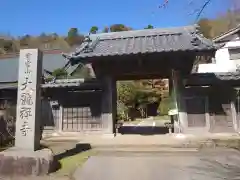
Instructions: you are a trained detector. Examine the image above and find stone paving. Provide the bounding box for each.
[74,148,240,180]
[4,148,240,180]
[3,134,240,180]
[0,176,71,180]
[41,133,240,155]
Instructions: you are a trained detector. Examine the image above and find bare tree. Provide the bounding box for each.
[228,0,240,28]
[160,0,236,21]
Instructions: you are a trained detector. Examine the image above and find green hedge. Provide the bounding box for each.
[158,96,176,115]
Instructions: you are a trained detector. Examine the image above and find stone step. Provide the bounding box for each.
[94,150,206,157]
[93,147,238,157]
[94,147,199,154]
[90,140,217,150]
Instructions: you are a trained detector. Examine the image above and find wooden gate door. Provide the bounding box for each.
[210,102,235,133]
[185,97,209,133]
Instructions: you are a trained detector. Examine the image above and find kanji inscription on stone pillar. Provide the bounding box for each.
[15,49,43,151]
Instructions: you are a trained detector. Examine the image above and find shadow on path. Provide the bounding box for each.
[118,126,169,135]
[54,143,92,160]
[44,143,92,173]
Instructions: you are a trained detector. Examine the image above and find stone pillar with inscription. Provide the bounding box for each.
[0,49,55,177]
[15,49,42,151]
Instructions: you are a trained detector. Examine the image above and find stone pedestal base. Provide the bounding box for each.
[0,147,55,177]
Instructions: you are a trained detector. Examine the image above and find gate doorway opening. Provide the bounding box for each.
[116,78,174,135]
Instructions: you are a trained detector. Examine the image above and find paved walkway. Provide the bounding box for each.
[73,148,240,180]
[0,176,70,180]
[4,133,240,180]
[40,134,240,151]
[1,176,70,180]
[43,133,240,149]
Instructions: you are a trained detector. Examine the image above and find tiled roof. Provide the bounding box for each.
[0,83,17,90]
[214,71,240,81]
[187,72,240,84]
[65,24,216,61]
[0,53,68,83]
[0,49,65,59]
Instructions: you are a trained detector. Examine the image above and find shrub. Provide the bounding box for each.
[52,68,68,79]
[158,96,176,115]
[117,101,129,121]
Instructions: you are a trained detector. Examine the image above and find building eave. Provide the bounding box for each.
[0,78,102,90]
[213,24,240,43]
[185,71,240,86]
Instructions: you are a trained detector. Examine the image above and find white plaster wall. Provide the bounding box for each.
[198,63,228,73]
[198,39,240,73]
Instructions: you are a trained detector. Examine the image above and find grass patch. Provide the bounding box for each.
[153,115,170,120]
[53,150,97,177]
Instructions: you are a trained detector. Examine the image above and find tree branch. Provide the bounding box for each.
[159,0,169,8]
[159,0,213,21]
[195,0,212,21]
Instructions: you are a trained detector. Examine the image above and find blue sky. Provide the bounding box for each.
[0,0,231,36]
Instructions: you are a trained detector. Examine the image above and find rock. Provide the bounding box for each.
[0,147,55,177]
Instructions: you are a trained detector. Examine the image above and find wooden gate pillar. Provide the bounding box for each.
[101,76,117,134]
[171,70,188,133]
